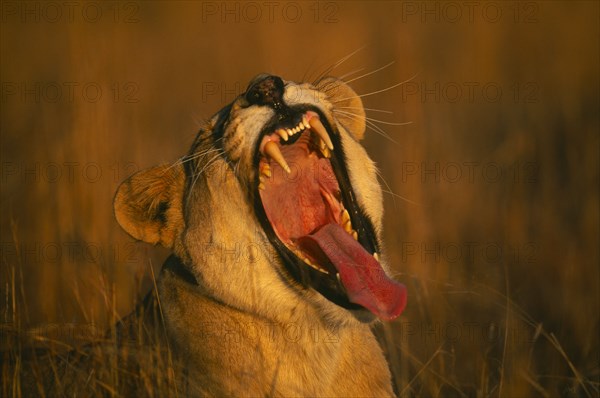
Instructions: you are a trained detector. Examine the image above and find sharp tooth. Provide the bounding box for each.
[264,141,291,173]
[258,182,265,190]
[304,258,321,271]
[277,129,289,141]
[296,251,327,274]
[309,117,334,150]
[352,230,358,241]
[302,115,310,129]
[309,263,328,274]
[297,122,304,131]
[286,128,294,136]
[260,162,272,177]
[319,143,331,158]
[341,209,350,225]
[336,273,348,292]
[293,126,300,134]
[344,221,352,234]
[373,252,380,261]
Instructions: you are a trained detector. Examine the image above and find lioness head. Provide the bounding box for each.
[115,74,406,325]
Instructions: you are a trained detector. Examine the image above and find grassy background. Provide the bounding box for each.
[1,1,598,396]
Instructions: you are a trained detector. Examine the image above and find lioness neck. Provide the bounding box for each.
[156,259,395,397]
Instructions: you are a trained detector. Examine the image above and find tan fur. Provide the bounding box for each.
[114,164,184,247]
[110,76,397,396]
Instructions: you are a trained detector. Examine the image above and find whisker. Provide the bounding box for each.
[312,46,366,85]
[364,120,397,143]
[185,147,224,163]
[381,189,423,206]
[187,149,226,200]
[375,169,397,209]
[336,106,394,114]
[165,155,188,171]
[337,67,367,82]
[165,147,224,172]
[365,118,412,126]
[194,151,226,178]
[334,109,398,143]
[188,159,202,200]
[344,61,396,84]
[331,72,420,102]
[301,56,321,86]
[334,109,412,126]
[332,109,399,142]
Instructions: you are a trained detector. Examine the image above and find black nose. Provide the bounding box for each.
[245,74,285,108]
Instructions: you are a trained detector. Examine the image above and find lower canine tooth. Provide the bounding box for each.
[344,222,352,233]
[341,209,350,225]
[264,141,291,173]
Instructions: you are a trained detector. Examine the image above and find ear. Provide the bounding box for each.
[316,77,366,140]
[114,164,185,248]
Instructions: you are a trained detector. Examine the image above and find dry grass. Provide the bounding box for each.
[1,2,598,397]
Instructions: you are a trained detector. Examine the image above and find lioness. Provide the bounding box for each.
[17,74,406,397]
[113,74,407,396]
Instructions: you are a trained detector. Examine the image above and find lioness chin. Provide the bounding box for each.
[22,74,406,397]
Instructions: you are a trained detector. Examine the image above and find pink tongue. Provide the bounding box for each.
[298,224,407,320]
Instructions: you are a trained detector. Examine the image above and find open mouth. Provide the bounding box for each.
[254,110,407,321]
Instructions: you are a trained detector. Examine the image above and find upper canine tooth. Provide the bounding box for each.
[351,230,358,241]
[264,141,291,173]
[373,252,380,261]
[309,117,334,150]
[277,129,289,141]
